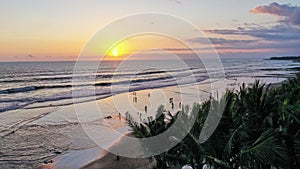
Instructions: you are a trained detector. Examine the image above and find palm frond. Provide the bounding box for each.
[241,129,288,166]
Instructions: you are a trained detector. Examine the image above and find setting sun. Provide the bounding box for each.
[112,48,119,56]
[107,42,130,59]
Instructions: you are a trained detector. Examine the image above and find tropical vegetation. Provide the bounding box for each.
[126,74,300,169]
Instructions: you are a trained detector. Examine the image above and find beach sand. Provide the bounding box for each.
[81,133,156,169]
[81,151,155,169]
[0,82,205,168]
[1,77,278,169]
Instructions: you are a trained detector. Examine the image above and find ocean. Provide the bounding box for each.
[0,57,299,113]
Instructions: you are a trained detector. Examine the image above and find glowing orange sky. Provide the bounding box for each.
[103,35,193,60]
[1,0,300,61]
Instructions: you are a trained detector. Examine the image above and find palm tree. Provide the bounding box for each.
[126,75,300,169]
[273,74,300,169]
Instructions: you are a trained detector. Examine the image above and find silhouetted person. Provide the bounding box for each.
[179,102,181,109]
[145,106,147,113]
[171,102,174,109]
[133,97,137,103]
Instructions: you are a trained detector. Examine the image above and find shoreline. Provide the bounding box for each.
[1,70,292,113]
[77,78,292,169]
[38,83,195,169]
[0,76,290,169]
[40,114,128,169]
[80,132,156,169]
[1,82,198,169]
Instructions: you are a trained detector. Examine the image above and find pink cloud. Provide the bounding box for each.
[250,2,300,26]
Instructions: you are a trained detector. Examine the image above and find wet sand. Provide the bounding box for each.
[80,132,156,169]
[0,77,285,169]
[81,151,155,169]
[0,82,204,168]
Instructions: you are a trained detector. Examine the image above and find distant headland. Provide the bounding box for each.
[269,56,300,62]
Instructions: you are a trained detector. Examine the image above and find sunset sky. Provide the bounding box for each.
[0,0,300,61]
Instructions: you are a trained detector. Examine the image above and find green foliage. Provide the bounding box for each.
[127,74,300,169]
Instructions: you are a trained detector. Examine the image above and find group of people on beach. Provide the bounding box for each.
[132,91,182,113]
[106,91,183,123]
[169,97,181,110]
[131,91,149,113]
[132,91,138,103]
